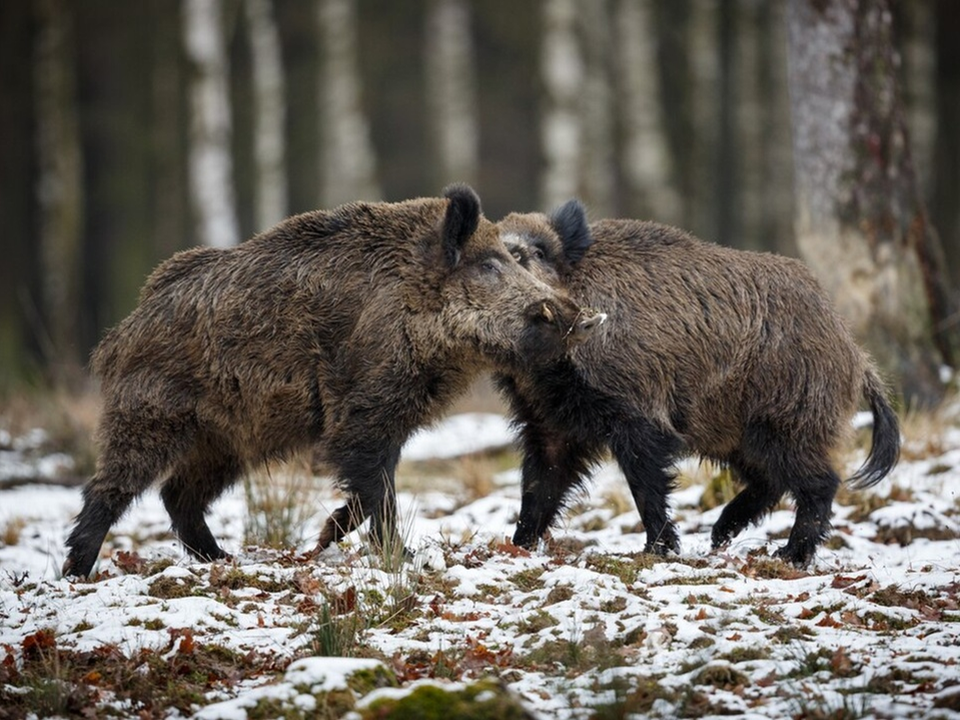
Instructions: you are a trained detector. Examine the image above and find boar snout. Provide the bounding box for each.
[526,297,605,357]
[566,308,607,344]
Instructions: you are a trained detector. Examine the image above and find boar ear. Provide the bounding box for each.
[441,183,481,267]
[549,199,592,265]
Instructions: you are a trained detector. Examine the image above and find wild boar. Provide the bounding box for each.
[63,185,603,578]
[496,201,899,566]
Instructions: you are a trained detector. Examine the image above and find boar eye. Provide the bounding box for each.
[532,247,545,261]
[481,258,502,275]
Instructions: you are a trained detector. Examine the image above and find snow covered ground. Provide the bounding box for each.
[2,410,960,718]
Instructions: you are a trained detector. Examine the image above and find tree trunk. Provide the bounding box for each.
[653,0,695,225]
[714,1,739,249]
[615,0,679,223]
[539,0,583,210]
[425,0,479,189]
[183,0,240,248]
[318,0,380,207]
[754,0,796,257]
[0,0,42,384]
[579,0,615,218]
[244,0,288,231]
[34,0,83,383]
[932,0,960,291]
[786,0,956,404]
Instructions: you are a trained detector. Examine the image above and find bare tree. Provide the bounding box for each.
[786,0,956,403]
[318,0,380,207]
[425,0,478,188]
[245,0,289,230]
[579,0,615,218]
[540,0,583,210]
[35,0,83,380]
[183,0,240,248]
[615,0,679,223]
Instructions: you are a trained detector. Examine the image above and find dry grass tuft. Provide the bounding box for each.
[242,455,321,550]
[2,517,27,546]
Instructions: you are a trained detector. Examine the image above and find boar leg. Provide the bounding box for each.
[512,424,600,549]
[315,496,364,550]
[710,457,784,550]
[160,438,241,562]
[609,421,682,555]
[318,439,405,556]
[774,466,839,566]
[63,410,193,578]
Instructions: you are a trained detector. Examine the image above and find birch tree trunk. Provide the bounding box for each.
[318,0,380,207]
[579,0,615,218]
[244,0,289,230]
[425,0,478,188]
[183,0,240,248]
[786,0,956,404]
[35,0,83,381]
[540,0,583,210]
[615,0,679,223]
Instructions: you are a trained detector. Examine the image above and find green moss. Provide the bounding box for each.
[771,625,814,643]
[361,680,530,720]
[147,574,198,599]
[584,554,656,585]
[514,609,558,633]
[247,689,356,720]
[719,646,769,663]
[346,665,399,695]
[508,567,545,592]
[544,585,573,605]
[590,676,678,718]
[694,663,750,690]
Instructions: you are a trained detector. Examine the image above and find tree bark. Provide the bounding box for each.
[183,0,240,248]
[0,0,42,383]
[786,0,956,404]
[932,0,960,290]
[425,0,479,189]
[579,0,615,218]
[34,0,83,383]
[714,1,739,249]
[615,0,679,223]
[244,0,289,231]
[539,0,583,210]
[318,0,380,207]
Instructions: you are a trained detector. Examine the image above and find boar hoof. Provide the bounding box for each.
[772,544,813,568]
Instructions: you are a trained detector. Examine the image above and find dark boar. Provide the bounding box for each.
[63,186,603,578]
[496,201,900,566]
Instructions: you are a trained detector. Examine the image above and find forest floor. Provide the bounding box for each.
[2,397,960,719]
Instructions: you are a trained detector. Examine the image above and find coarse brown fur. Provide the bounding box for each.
[496,201,900,566]
[63,186,602,578]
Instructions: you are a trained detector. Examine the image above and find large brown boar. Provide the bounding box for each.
[496,201,900,566]
[63,186,604,578]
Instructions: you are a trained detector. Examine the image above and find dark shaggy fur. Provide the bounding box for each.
[496,202,900,566]
[63,186,603,578]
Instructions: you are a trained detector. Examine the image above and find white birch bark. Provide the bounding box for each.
[540,0,583,210]
[35,0,82,374]
[579,0,615,217]
[318,0,380,207]
[786,0,951,401]
[244,0,289,230]
[183,0,240,248]
[615,0,678,221]
[425,0,479,187]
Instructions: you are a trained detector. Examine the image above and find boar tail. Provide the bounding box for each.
[848,368,901,490]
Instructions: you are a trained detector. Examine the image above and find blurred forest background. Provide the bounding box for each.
[1,0,958,403]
